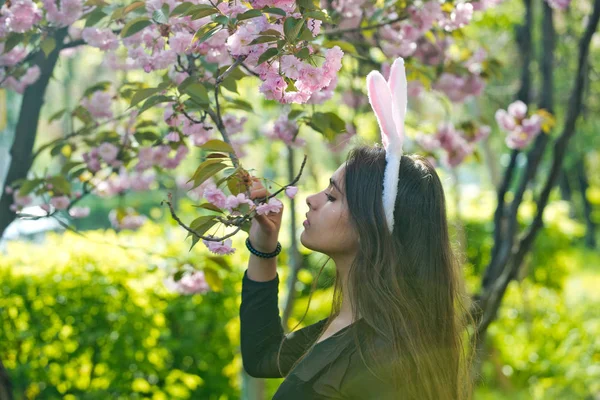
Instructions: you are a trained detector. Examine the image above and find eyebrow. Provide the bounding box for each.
[330,177,343,194]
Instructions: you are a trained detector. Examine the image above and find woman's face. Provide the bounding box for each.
[300,164,359,257]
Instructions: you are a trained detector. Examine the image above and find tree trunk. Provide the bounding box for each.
[473,0,600,367]
[0,27,69,400]
[575,158,597,248]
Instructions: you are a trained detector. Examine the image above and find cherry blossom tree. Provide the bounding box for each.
[2,0,598,397]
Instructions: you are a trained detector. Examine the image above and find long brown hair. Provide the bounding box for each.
[280,144,474,399]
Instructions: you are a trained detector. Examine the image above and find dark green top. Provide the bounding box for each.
[240,270,397,399]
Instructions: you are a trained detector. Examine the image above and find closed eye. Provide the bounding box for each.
[325,192,336,202]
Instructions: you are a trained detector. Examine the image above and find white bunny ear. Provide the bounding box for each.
[366,70,396,151]
[387,57,407,154]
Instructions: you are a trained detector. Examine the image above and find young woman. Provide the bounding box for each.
[240,59,473,399]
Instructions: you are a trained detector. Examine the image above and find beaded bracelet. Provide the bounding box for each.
[246,237,282,258]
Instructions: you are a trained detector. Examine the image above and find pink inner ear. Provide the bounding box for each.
[388,57,407,144]
[366,71,395,150]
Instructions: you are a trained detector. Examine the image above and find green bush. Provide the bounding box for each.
[0,224,242,399]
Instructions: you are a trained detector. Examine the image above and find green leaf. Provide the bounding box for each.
[130,87,162,108]
[61,161,84,175]
[182,82,209,105]
[308,111,346,141]
[220,76,238,93]
[227,99,253,112]
[304,10,331,22]
[152,9,168,24]
[214,15,229,25]
[170,2,193,17]
[199,139,234,153]
[122,1,145,16]
[297,0,318,10]
[237,9,263,20]
[323,40,356,55]
[40,37,56,58]
[18,179,43,196]
[262,7,286,16]
[188,6,219,20]
[288,109,304,120]
[249,35,279,45]
[48,176,72,195]
[138,95,174,115]
[259,29,283,36]
[296,47,310,60]
[192,23,220,43]
[206,256,232,271]
[85,8,108,27]
[192,203,224,213]
[188,215,218,237]
[83,81,111,97]
[257,47,279,65]
[121,17,153,38]
[72,106,93,125]
[48,109,66,123]
[4,33,24,53]
[134,131,160,143]
[189,161,229,189]
[203,266,223,291]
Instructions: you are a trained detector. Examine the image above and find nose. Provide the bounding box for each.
[306,193,317,210]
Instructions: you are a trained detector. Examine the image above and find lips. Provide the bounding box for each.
[304,213,311,226]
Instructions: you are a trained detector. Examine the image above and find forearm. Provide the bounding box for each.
[246,241,278,282]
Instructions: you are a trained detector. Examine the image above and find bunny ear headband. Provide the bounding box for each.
[366,57,407,234]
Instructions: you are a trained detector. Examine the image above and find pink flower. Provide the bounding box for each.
[307,18,322,36]
[2,0,42,33]
[255,197,283,215]
[202,238,236,255]
[407,80,423,97]
[285,186,298,199]
[203,183,227,209]
[165,270,211,295]
[98,142,119,163]
[50,195,70,210]
[82,91,113,119]
[495,109,517,132]
[415,132,441,152]
[43,0,83,27]
[521,115,542,135]
[69,206,90,218]
[0,45,28,67]
[109,208,147,230]
[507,100,527,120]
[224,193,254,212]
[545,0,570,10]
[13,191,32,207]
[170,31,194,54]
[82,28,119,51]
[280,55,304,80]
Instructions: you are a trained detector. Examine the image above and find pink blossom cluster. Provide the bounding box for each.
[263,113,305,148]
[42,0,84,27]
[165,269,211,295]
[81,91,114,119]
[545,0,571,10]
[81,28,120,51]
[495,100,542,149]
[1,65,40,93]
[135,144,189,171]
[93,167,157,197]
[108,207,147,230]
[203,237,236,255]
[176,175,215,201]
[437,3,473,32]
[83,142,122,172]
[432,72,485,103]
[415,122,490,168]
[7,186,32,212]
[202,182,254,213]
[472,0,506,11]
[1,0,42,33]
[330,0,369,30]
